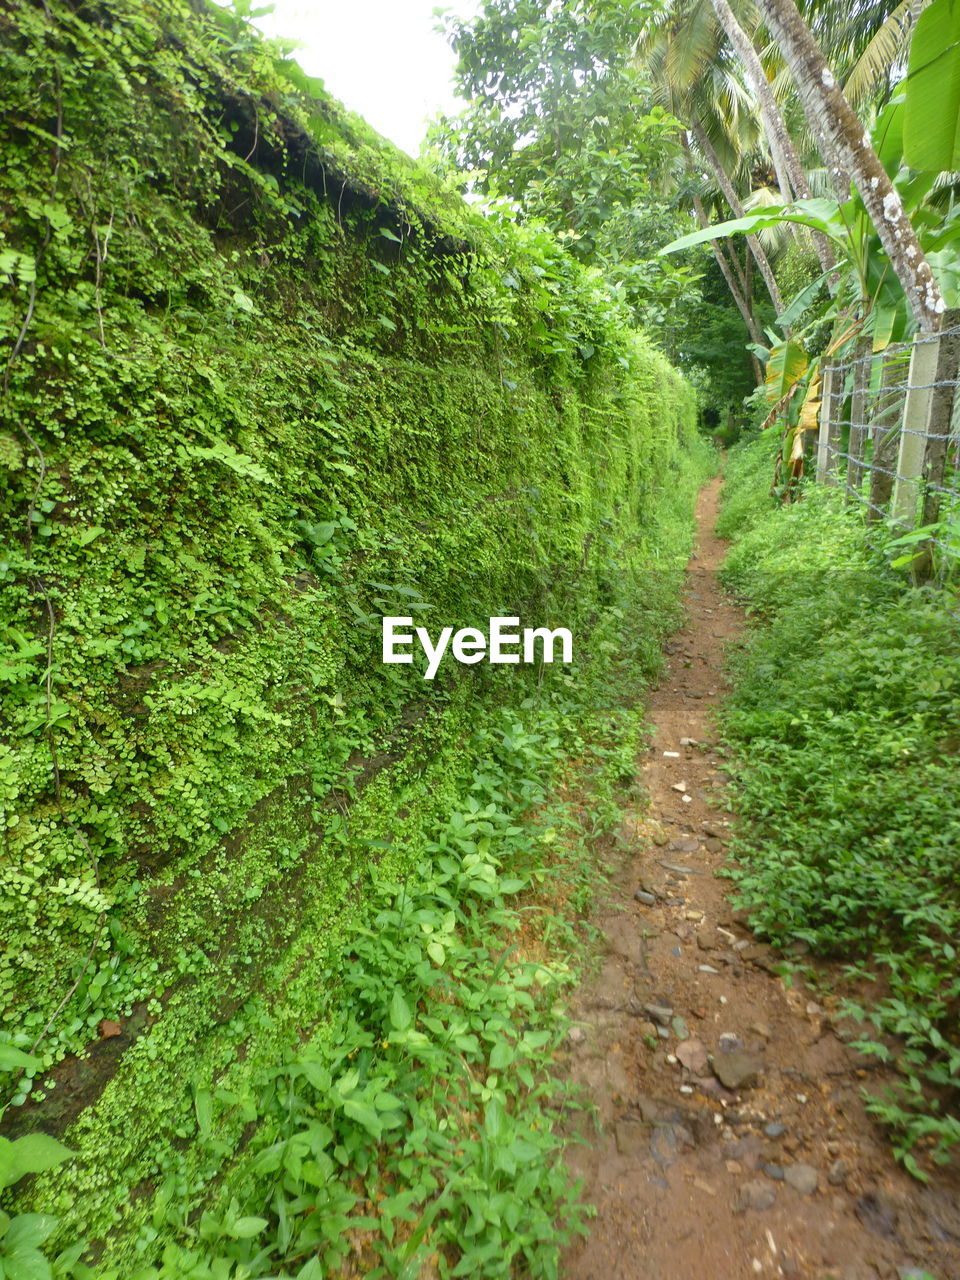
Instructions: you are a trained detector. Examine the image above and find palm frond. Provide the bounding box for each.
[844,0,928,105]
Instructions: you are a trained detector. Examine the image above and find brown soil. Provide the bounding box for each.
[559,477,960,1280]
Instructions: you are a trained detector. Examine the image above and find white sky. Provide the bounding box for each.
[254,0,477,157]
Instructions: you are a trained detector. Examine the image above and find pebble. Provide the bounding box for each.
[761,1163,785,1181]
[784,1163,819,1195]
[680,737,698,746]
[682,794,692,803]
[701,821,723,837]
[764,1122,786,1139]
[663,750,681,758]
[671,780,689,792]
[697,964,720,974]
[697,926,719,951]
[656,1025,671,1039]
[671,1015,689,1040]
[658,861,704,875]
[827,1159,849,1186]
[634,890,657,905]
[643,1003,673,1025]
[734,1180,777,1213]
[567,1025,587,1046]
[679,1084,694,1095]
[670,838,700,853]
[718,1032,744,1052]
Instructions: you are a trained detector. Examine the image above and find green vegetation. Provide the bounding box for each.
[718,437,960,1175]
[0,0,711,1273]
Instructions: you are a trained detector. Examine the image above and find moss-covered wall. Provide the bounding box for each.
[0,0,703,1265]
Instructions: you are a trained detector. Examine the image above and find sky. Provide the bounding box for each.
[253,0,477,157]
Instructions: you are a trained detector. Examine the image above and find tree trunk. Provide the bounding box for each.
[709,0,837,277]
[689,119,785,315]
[758,0,944,332]
[692,191,767,362]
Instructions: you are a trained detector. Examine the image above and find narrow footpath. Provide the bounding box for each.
[559,477,960,1280]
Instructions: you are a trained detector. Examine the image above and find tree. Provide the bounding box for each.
[758,0,944,330]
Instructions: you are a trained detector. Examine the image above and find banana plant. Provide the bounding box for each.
[661,87,960,493]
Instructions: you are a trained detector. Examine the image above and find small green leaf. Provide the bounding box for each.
[389,990,413,1032]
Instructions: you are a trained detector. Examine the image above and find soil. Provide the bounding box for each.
[559,477,960,1280]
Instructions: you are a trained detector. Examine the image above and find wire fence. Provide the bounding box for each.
[813,311,960,577]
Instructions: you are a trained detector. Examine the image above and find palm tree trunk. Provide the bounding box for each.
[691,191,766,364]
[709,0,837,277]
[758,0,943,332]
[689,119,785,315]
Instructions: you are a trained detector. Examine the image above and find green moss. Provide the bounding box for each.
[0,0,710,1268]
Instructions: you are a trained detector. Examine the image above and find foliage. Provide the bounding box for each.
[718,439,960,1172]
[427,0,728,366]
[0,0,709,1271]
[902,0,960,172]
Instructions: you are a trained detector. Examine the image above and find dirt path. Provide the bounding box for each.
[559,477,960,1280]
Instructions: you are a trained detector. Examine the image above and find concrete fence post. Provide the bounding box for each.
[815,364,840,484]
[845,337,872,501]
[891,327,947,527]
[919,311,960,530]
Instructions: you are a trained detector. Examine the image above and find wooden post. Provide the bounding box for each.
[891,323,952,526]
[867,347,909,521]
[846,337,872,501]
[815,364,840,484]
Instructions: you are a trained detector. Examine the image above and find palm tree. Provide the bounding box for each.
[633,4,786,315]
[758,0,944,330]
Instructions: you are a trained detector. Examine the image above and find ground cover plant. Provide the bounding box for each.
[718,436,960,1174]
[0,0,713,1272]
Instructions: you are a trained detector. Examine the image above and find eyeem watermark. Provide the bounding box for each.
[382,616,573,680]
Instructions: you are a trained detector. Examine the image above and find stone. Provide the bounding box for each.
[697,926,719,951]
[643,1003,673,1025]
[784,1163,818,1195]
[751,1023,773,1040]
[712,1049,763,1091]
[98,1019,122,1039]
[718,1032,743,1052]
[761,1163,785,1181]
[567,1025,587,1046]
[658,861,704,876]
[670,1015,690,1041]
[676,1038,708,1073]
[670,838,700,853]
[764,1122,786,1139]
[650,829,670,847]
[701,821,723,837]
[671,780,689,792]
[827,1159,849,1186]
[734,1180,776,1213]
[680,737,698,746]
[656,1025,671,1039]
[704,838,724,854]
[634,890,657,906]
[697,964,720,974]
